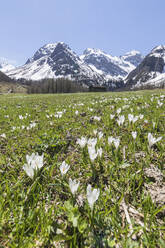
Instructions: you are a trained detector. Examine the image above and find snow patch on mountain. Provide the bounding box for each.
[8,59,55,80]
[132,72,165,89]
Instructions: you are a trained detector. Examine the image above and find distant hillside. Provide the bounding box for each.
[0,71,12,82]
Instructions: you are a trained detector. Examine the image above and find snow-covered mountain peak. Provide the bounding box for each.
[123,50,141,56]
[83,48,105,56]
[80,48,143,80]
[121,50,143,67]
[151,45,165,53]
[81,48,120,60]
[150,45,165,59]
[50,42,80,61]
[26,42,70,64]
[0,57,15,73]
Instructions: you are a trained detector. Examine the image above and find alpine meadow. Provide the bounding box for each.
[0,90,164,247]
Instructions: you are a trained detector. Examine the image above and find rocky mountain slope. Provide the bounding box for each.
[125,45,165,89]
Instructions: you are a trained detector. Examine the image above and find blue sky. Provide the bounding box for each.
[1,0,165,65]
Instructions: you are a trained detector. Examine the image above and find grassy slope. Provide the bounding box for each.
[0,71,27,93]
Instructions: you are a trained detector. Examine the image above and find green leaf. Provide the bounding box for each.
[78,219,88,233]
[107,239,116,247]
[64,201,80,227]
[54,234,73,241]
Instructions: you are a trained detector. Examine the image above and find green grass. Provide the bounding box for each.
[0,90,164,247]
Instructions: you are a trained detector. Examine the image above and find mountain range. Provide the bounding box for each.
[0,43,165,90]
[3,43,143,85]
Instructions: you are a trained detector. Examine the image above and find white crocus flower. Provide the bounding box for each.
[76,137,87,148]
[60,161,70,176]
[0,133,6,138]
[97,147,103,158]
[148,133,162,148]
[69,178,80,195]
[29,122,36,128]
[75,110,79,115]
[93,116,101,121]
[23,153,44,178]
[116,108,121,114]
[32,154,44,170]
[132,116,139,123]
[139,114,144,120]
[132,131,137,140]
[108,136,120,149]
[113,138,120,149]
[12,126,16,131]
[157,100,163,107]
[87,138,98,162]
[117,115,125,126]
[87,138,97,148]
[110,114,115,120]
[26,153,44,170]
[19,115,24,120]
[128,114,138,123]
[128,114,134,123]
[87,184,100,209]
[88,146,98,162]
[23,164,34,179]
[55,112,63,118]
[93,129,97,136]
[98,131,103,140]
[108,136,114,145]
